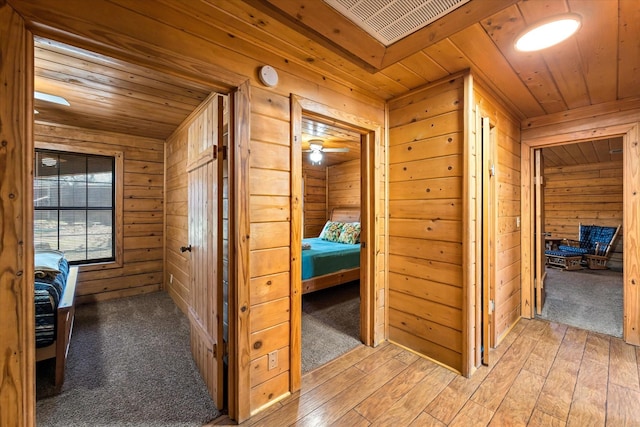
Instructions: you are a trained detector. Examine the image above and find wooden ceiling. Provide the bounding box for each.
[34,37,212,140]
[301,116,361,167]
[542,137,624,168]
[17,0,640,139]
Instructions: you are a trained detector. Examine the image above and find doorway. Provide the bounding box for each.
[290,95,382,391]
[300,115,363,373]
[522,125,639,346]
[533,139,624,337]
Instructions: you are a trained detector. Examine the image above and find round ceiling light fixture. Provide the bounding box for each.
[514,13,582,52]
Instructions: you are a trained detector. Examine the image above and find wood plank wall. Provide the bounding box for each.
[543,160,623,271]
[388,76,465,372]
[34,123,165,303]
[327,159,361,215]
[248,86,292,412]
[302,163,327,238]
[474,83,522,344]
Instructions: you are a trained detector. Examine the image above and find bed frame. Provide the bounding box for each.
[36,266,79,389]
[302,207,361,294]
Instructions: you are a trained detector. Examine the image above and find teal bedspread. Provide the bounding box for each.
[301,238,360,280]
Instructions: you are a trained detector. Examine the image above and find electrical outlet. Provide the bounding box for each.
[268,350,278,370]
[516,216,521,229]
[169,274,174,284]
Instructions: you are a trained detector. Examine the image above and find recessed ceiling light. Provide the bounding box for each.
[515,13,582,52]
[34,91,70,106]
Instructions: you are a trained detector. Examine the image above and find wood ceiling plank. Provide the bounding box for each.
[569,0,618,105]
[481,4,567,114]
[137,0,405,99]
[251,0,385,70]
[618,0,640,99]
[542,147,564,167]
[422,39,470,75]
[398,51,449,84]
[380,0,521,68]
[593,139,612,163]
[379,63,429,92]
[578,141,600,164]
[563,142,588,165]
[35,47,211,105]
[35,63,204,113]
[448,24,545,118]
[517,0,590,110]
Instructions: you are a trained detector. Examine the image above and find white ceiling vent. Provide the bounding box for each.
[324,0,471,46]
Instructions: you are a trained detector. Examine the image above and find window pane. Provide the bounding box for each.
[59,153,87,207]
[87,157,113,208]
[35,152,59,207]
[59,210,87,262]
[87,210,113,260]
[35,149,116,264]
[34,210,58,251]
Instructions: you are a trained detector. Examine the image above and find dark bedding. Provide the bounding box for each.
[35,257,69,348]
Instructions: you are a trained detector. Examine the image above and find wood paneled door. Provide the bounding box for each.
[186,95,226,410]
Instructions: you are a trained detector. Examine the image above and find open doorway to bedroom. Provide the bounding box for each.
[300,115,363,373]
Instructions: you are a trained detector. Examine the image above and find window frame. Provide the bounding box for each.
[35,142,124,271]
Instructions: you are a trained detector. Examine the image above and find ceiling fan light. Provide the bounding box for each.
[514,14,581,52]
[309,150,323,164]
[34,91,70,106]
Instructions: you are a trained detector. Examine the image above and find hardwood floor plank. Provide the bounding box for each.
[609,338,640,392]
[355,344,404,374]
[470,335,538,411]
[251,366,365,427]
[527,409,566,427]
[355,357,438,421]
[448,400,494,427]
[535,327,587,420]
[582,332,610,366]
[523,321,567,377]
[425,364,491,424]
[488,369,545,426]
[368,364,456,426]
[566,360,608,427]
[606,383,640,427]
[409,412,447,426]
[301,343,383,393]
[294,358,408,426]
[332,409,371,427]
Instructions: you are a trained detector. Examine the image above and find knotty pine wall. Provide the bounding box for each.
[474,82,522,344]
[327,159,361,216]
[388,76,465,372]
[543,160,623,271]
[35,123,165,303]
[303,163,327,238]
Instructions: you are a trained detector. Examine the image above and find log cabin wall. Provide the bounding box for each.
[302,163,327,238]
[387,76,465,373]
[2,1,387,422]
[473,82,522,344]
[543,160,623,271]
[35,123,165,303]
[327,159,361,215]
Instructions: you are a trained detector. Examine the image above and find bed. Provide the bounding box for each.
[302,207,361,294]
[34,250,79,389]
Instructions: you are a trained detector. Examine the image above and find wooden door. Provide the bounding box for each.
[534,149,546,315]
[186,96,224,409]
[481,117,496,365]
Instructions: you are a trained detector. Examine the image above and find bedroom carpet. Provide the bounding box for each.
[537,267,623,337]
[302,280,362,373]
[36,291,220,427]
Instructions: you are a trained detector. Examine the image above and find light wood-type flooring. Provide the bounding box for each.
[211,318,640,426]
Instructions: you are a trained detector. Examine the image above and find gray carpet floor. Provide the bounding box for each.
[36,292,220,427]
[302,281,362,373]
[537,267,623,337]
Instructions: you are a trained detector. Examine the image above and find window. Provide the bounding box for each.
[34,149,115,264]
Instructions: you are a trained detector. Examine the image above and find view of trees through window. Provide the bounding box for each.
[34,150,115,264]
